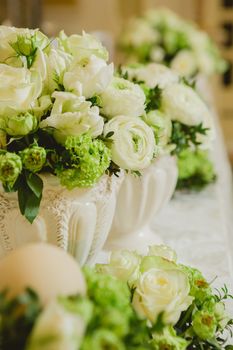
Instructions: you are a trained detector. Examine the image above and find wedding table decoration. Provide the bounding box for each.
[118,7,226,192]
[105,63,215,253]
[119,8,226,78]
[0,243,232,350]
[0,26,164,264]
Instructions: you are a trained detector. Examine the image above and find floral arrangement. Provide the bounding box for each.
[0,26,162,223]
[119,8,227,77]
[1,245,232,350]
[118,63,216,190]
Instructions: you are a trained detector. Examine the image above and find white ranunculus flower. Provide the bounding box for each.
[126,64,179,89]
[104,115,155,170]
[40,91,104,144]
[0,25,49,67]
[121,18,159,47]
[26,302,85,350]
[97,250,141,287]
[100,77,145,118]
[0,64,42,116]
[63,55,113,98]
[171,50,197,77]
[148,245,177,262]
[132,266,193,324]
[59,30,109,61]
[32,95,52,118]
[161,82,213,127]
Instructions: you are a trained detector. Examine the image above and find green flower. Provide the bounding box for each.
[151,326,189,350]
[192,309,217,340]
[4,112,37,137]
[57,134,111,189]
[0,152,22,187]
[81,329,125,350]
[180,265,211,304]
[177,149,216,190]
[84,268,131,315]
[20,146,46,173]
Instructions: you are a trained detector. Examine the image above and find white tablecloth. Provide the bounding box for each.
[152,89,233,302]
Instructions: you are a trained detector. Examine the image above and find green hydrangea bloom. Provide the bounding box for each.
[20,146,46,173]
[0,152,22,187]
[57,134,111,189]
[83,268,132,316]
[180,265,211,305]
[177,149,216,190]
[192,309,217,340]
[151,326,189,350]
[81,329,125,350]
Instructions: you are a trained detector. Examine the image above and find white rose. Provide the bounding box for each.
[132,266,193,324]
[97,250,141,287]
[148,245,177,262]
[59,30,109,61]
[40,91,104,144]
[126,64,179,89]
[63,55,113,98]
[0,64,42,116]
[27,302,85,350]
[0,25,49,67]
[121,18,159,48]
[104,115,155,170]
[100,77,145,118]
[171,50,197,77]
[161,83,212,127]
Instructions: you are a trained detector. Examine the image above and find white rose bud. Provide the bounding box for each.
[0,64,42,116]
[63,55,113,98]
[104,115,155,170]
[100,77,146,118]
[148,245,177,262]
[40,91,104,144]
[97,250,141,287]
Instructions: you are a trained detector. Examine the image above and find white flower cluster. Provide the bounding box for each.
[97,245,193,325]
[122,63,215,150]
[0,26,158,172]
[120,8,227,77]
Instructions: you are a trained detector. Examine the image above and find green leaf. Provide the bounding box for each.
[25,172,43,198]
[18,174,42,223]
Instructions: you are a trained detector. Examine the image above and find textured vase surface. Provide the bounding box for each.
[0,173,123,265]
[105,155,178,254]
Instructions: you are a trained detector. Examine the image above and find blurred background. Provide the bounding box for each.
[0,0,233,161]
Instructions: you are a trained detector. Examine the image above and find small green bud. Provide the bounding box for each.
[10,34,37,57]
[193,309,217,340]
[0,152,22,187]
[4,112,37,137]
[151,326,189,350]
[20,146,46,173]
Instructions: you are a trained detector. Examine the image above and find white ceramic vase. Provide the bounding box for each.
[0,173,123,266]
[105,155,178,254]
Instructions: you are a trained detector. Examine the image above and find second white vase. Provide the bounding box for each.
[105,155,178,254]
